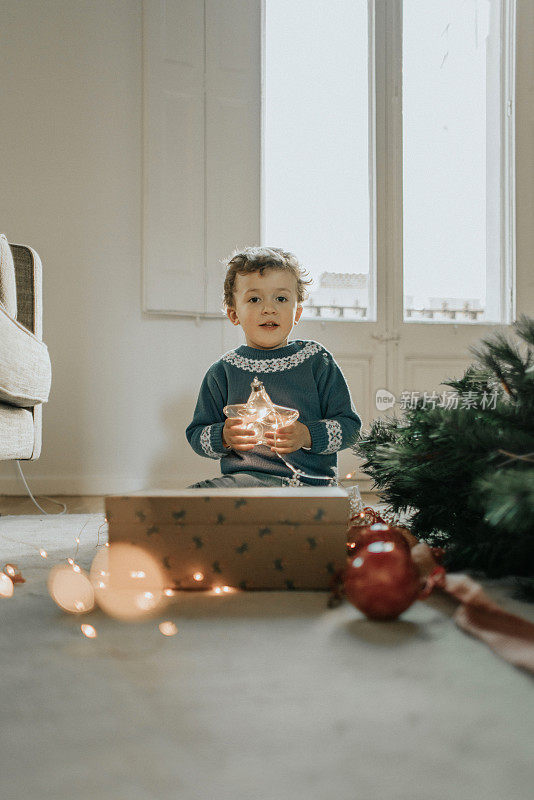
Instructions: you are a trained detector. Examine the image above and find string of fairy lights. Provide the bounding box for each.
[2,456,376,639]
[1,488,368,637]
[1,509,244,640]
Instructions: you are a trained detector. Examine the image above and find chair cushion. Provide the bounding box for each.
[0,234,17,319]
[0,403,34,459]
[0,304,51,407]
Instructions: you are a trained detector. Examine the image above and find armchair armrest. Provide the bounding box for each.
[10,243,43,339]
[4,243,47,460]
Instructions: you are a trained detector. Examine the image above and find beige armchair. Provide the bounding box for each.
[0,236,51,460]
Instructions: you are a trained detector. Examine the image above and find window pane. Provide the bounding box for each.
[403,0,505,323]
[263,0,372,321]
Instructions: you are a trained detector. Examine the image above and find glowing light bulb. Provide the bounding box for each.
[193,572,204,582]
[3,564,23,584]
[130,570,146,579]
[159,621,178,636]
[81,624,97,638]
[213,586,222,594]
[345,473,353,479]
[222,586,231,593]
[40,549,48,559]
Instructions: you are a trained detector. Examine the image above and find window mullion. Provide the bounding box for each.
[374,0,403,349]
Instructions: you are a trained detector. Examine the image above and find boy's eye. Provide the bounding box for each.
[246,295,289,303]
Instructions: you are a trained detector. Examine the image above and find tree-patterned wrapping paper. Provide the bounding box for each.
[105,488,350,590]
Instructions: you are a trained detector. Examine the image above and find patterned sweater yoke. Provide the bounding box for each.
[185,339,362,486]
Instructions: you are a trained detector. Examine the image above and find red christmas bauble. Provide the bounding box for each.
[344,537,422,620]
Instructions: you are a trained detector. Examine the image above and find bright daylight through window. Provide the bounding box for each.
[403,0,508,324]
[263,0,372,321]
[263,0,511,324]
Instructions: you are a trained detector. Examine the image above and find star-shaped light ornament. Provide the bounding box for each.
[224,377,299,446]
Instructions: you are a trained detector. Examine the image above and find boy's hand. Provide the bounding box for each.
[264,421,312,454]
[222,418,258,451]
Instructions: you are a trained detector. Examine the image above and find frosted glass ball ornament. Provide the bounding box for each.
[89,543,167,621]
[48,564,95,614]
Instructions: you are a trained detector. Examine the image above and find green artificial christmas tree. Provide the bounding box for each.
[354,315,534,587]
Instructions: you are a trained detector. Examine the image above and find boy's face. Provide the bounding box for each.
[226,269,303,350]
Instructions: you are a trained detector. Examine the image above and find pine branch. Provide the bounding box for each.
[351,317,534,578]
[513,313,534,348]
[468,320,534,406]
[476,468,534,534]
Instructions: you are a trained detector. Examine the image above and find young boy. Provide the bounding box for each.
[185,246,362,487]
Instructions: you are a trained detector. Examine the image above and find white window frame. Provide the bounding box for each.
[389,0,516,328]
[141,0,515,325]
[260,0,378,324]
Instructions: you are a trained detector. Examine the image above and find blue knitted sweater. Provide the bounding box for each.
[185,339,362,485]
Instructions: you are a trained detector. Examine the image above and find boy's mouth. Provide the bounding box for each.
[260,322,279,328]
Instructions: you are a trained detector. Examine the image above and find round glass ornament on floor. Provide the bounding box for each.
[344,535,422,621]
[89,543,167,621]
[48,564,95,614]
[0,572,14,598]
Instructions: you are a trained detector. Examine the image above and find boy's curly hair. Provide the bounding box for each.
[221,246,312,309]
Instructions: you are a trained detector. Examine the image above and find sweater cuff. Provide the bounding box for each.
[306,419,343,454]
[199,423,229,458]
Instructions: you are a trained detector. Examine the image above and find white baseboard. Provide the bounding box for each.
[339,477,374,493]
[0,473,190,496]
[0,470,375,496]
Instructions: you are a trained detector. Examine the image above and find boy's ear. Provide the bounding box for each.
[294,304,303,324]
[226,307,240,326]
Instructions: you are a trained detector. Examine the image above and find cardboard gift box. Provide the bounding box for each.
[105,487,350,590]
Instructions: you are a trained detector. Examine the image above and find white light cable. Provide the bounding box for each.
[15,460,67,515]
[272,430,337,487]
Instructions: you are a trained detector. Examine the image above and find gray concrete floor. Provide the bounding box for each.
[1,511,533,800]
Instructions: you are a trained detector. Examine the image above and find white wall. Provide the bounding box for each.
[0,0,242,493]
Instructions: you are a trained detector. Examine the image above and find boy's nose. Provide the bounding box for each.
[262,302,276,314]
